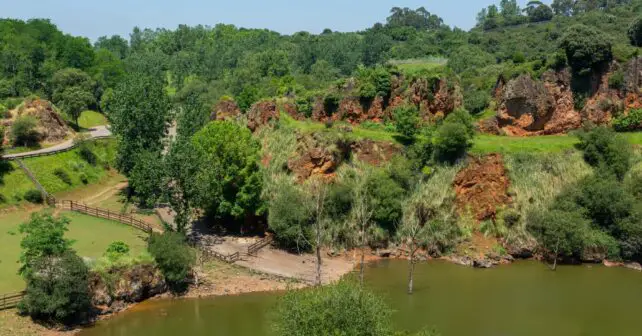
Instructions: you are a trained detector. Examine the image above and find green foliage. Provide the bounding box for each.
[129,150,165,208]
[23,189,43,204]
[463,89,491,115]
[19,251,91,325]
[104,241,130,262]
[11,115,39,147]
[268,177,312,251]
[560,24,613,75]
[108,73,171,174]
[432,110,475,164]
[19,212,73,276]
[528,208,592,259]
[51,68,96,125]
[393,105,420,139]
[191,121,264,223]
[273,280,393,336]
[608,69,625,90]
[78,142,97,165]
[148,232,195,292]
[356,65,391,99]
[613,109,642,132]
[576,126,632,180]
[367,169,406,235]
[628,16,642,47]
[237,86,260,112]
[53,168,72,185]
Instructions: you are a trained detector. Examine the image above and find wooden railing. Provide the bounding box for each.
[0,291,25,310]
[1,136,113,161]
[201,248,240,263]
[58,200,153,233]
[248,236,273,256]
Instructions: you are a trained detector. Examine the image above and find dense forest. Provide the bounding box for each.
[4,0,642,327]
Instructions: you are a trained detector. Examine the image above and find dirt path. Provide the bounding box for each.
[205,237,356,284]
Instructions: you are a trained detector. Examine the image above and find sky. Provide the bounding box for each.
[2,0,552,41]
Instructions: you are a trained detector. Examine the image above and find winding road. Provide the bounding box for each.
[1,126,112,160]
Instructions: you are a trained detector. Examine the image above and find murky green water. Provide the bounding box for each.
[80,260,642,336]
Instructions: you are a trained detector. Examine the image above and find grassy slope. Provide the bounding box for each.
[0,210,147,293]
[78,110,108,129]
[0,139,117,206]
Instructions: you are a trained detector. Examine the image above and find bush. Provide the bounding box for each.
[79,173,89,184]
[0,193,5,203]
[19,251,92,325]
[628,16,642,47]
[78,142,97,165]
[393,105,420,139]
[528,208,590,260]
[53,168,72,185]
[576,126,631,180]
[148,232,196,292]
[295,96,314,118]
[11,115,40,147]
[367,170,405,235]
[608,70,625,90]
[24,189,44,204]
[463,90,490,115]
[273,281,393,336]
[560,24,612,75]
[104,241,130,262]
[613,109,642,132]
[268,180,312,251]
[433,122,473,164]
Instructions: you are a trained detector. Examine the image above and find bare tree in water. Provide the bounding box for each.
[350,165,374,287]
[307,177,328,286]
[397,203,429,295]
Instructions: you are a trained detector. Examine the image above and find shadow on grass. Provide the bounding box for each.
[392,135,415,146]
[0,159,14,186]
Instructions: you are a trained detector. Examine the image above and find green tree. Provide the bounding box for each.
[367,169,406,235]
[393,105,420,139]
[560,25,612,75]
[432,111,475,164]
[552,0,575,16]
[56,86,95,126]
[11,115,40,147]
[19,251,91,324]
[19,212,73,276]
[191,121,264,224]
[273,281,393,336]
[268,177,312,251]
[94,35,130,59]
[129,150,166,208]
[528,209,590,270]
[628,16,642,47]
[148,232,196,292]
[164,139,200,232]
[576,126,631,180]
[108,74,171,174]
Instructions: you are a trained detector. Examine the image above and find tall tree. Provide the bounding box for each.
[51,68,96,125]
[108,73,171,174]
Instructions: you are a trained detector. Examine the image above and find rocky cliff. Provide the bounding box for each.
[2,98,72,145]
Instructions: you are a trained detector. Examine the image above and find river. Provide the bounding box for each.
[80,260,642,336]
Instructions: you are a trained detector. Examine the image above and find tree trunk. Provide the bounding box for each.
[550,240,560,271]
[360,246,365,286]
[408,243,415,295]
[316,226,322,286]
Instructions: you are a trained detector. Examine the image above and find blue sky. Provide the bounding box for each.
[3,0,552,41]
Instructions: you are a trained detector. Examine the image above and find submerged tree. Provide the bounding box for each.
[306,177,328,286]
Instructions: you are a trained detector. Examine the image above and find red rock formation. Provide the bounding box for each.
[351,139,400,166]
[211,98,241,121]
[454,154,511,221]
[247,100,279,132]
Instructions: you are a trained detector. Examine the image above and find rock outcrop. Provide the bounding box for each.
[287,133,350,182]
[90,264,167,314]
[247,100,279,131]
[3,98,72,144]
[453,154,511,221]
[211,98,241,121]
[351,139,400,166]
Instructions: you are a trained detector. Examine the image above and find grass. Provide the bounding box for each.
[0,210,147,293]
[387,57,449,76]
[0,139,117,207]
[280,113,398,143]
[77,110,107,129]
[471,134,580,154]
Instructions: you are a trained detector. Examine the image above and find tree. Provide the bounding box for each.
[393,105,420,139]
[628,16,642,47]
[367,170,406,235]
[268,177,313,251]
[349,165,374,286]
[164,139,200,233]
[306,177,328,286]
[108,74,171,174]
[273,281,393,336]
[560,25,613,75]
[432,111,475,164]
[174,78,210,139]
[129,150,166,208]
[94,35,130,59]
[11,116,40,147]
[19,212,73,276]
[19,251,91,324]
[398,202,430,294]
[528,209,590,270]
[51,68,96,125]
[464,90,490,115]
[190,121,264,224]
[525,3,554,22]
[148,232,196,292]
[552,0,575,16]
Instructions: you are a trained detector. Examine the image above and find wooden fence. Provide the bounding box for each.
[0,291,25,310]
[58,200,153,233]
[1,135,113,161]
[201,248,240,263]
[248,236,273,256]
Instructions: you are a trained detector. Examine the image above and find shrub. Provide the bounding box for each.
[24,189,44,204]
[323,93,341,115]
[53,168,72,185]
[367,169,405,235]
[274,281,393,336]
[19,251,91,325]
[608,70,625,90]
[613,109,642,132]
[560,24,612,75]
[463,90,490,115]
[393,105,420,139]
[295,96,313,118]
[0,193,5,203]
[148,232,196,292]
[104,241,130,262]
[78,142,97,165]
[528,208,590,260]
[268,179,312,251]
[433,122,473,164]
[576,126,631,180]
[628,16,642,47]
[11,115,40,147]
[79,173,89,184]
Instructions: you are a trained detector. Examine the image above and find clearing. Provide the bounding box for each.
[78,110,108,129]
